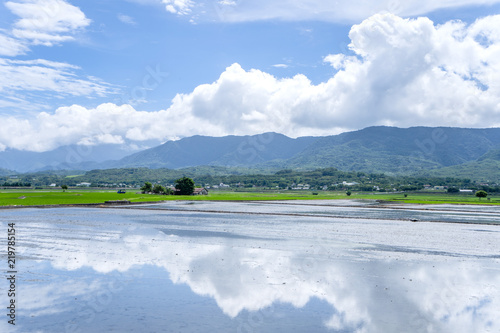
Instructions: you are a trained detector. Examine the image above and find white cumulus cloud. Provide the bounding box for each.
[2,14,500,152]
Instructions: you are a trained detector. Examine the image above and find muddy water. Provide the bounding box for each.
[1,201,499,332]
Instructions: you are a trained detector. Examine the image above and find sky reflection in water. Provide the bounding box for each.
[1,203,499,333]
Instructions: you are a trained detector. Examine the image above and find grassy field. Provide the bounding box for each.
[355,193,500,205]
[0,188,499,206]
[0,189,167,206]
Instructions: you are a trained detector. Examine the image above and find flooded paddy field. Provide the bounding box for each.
[1,200,499,332]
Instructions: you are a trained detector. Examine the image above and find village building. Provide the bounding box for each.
[193,188,208,195]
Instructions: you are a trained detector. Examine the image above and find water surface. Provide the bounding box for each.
[1,201,499,332]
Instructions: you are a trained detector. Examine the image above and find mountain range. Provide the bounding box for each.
[2,126,500,182]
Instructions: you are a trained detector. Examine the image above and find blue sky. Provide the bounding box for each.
[1,0,500,152]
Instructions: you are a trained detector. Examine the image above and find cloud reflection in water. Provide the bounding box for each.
[2,206,499,332]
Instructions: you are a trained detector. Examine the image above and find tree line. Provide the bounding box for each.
[2,167,499,193]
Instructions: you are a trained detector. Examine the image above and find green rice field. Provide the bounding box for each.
[0,188,499,206]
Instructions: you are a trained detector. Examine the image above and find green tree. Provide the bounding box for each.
[152,184,166,194]
[278,182,288,189]
[475,190,488,199]
[61,184,68,192]
[141,182,153,194]
[346,190,352,196]
[164,187,174,195]
[175,177,195,195]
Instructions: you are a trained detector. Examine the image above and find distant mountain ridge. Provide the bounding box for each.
[112,133,319,169]
[101,126,500,181]
[2,126,500,181]
[274,126,500,174]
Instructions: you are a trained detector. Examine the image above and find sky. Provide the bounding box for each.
[1,0,500,152]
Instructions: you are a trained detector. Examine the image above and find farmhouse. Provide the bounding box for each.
[193,188,208,195]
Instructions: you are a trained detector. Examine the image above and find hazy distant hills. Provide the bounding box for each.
[2,126,500,181]
[0,168,13,176]
[0,144,139,173]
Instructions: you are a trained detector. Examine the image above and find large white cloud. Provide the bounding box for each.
[5,0,90,46]
[2,13,500,152]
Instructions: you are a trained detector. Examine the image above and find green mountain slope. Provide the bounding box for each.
[428,159,500,182]
[477,146,500,162]
[428,147,500,182]
[106,126,500,180]
[113,133,318,169]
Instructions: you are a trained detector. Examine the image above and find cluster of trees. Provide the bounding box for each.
[140,182,173,195]
[476,185,500,193]
[2,181,31,187]
[140,177,195,195]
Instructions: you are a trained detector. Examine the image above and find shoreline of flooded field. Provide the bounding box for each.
[113,200,500,225]
[3,199,500,225]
